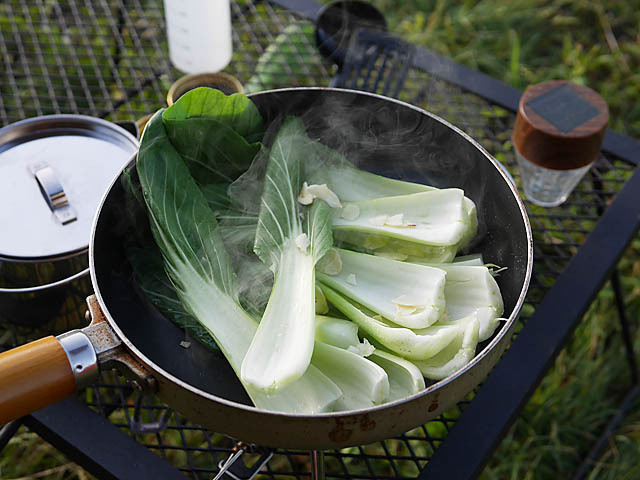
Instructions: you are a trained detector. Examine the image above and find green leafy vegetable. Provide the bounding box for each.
[414,315,480,380]
[163,87,264,141]
[368,349,426,401]
[312,341,389,410]
[411,263,504,341]
[317,248,447,329]
[132,87,506,410]
[162,88,264,184]
[136,111,341,413]
[314,315,425,401]
[306,142,478,246]
[127,246,221,353]
[332,189,468,247]
[318,284,459,361]
[240,117,334,393]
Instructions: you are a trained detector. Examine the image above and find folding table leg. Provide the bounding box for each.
[0,419,23,452]
[572,265,640,479]
[22,396,185,480]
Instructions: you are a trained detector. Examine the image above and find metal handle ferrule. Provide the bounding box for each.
[56,330,99,389]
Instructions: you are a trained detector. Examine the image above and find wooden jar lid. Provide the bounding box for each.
[513,80,608,170]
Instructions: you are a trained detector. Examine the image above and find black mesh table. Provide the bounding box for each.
[1,1,639,479]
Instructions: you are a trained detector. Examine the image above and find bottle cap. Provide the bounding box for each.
[513,80,608,170]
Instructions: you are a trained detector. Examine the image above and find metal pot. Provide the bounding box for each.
[0,88,533,450]
[0,115,138,335]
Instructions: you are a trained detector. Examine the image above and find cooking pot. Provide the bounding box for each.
[0,88,533,450]
[0,115,138,334]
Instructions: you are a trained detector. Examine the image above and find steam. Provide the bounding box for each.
[222,92,485,316]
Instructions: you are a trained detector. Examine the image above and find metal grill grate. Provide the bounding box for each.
[0,1,636,479]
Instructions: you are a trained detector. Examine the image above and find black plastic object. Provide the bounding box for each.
[314,1,387,68]
[331,28,416,98]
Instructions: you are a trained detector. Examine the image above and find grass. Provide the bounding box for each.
[369,1,640,477]
[0,427,94,479]
[374,0,640,139]
[1,0,640,479]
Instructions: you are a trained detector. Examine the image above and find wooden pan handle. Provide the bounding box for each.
[0,336,76,425]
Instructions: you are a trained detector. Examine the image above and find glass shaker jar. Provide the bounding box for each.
[512,80,609,207]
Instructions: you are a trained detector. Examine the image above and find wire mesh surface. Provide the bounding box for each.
[0,1,637,479]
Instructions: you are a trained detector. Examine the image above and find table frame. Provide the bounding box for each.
[1,1,639,479]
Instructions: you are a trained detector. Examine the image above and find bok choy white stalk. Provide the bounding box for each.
[315,316,425,401]
[412,263,504,342]
[240,117,333,393]
[136,112,341,413]
[414,315,480,380]
[316,248,447,329]
[368,350,426,401]
[312,341,389,410]
[318,284,459,361]
[305,145,478,254]
[332,189,468,247]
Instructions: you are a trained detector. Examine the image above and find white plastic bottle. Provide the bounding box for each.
[163,0,233,74]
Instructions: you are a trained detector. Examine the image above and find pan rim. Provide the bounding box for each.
[89,86,533,420]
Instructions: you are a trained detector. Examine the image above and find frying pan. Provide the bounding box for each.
[0,88,533,450]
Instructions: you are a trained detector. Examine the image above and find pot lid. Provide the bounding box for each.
[0,115,139,260]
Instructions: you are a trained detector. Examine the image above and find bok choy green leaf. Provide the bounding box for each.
[161,88,264,184]
[127,246,221,353]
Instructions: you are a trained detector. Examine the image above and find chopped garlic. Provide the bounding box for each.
[295,233,310,253]
[395,304,418,316]
[363,235,388,250]
[298,182,342,208]
[385,213,405,226]
[297,182,314,205]
[315,285,329,314]
[347,338,375,357]
[341,204,360,220]
[317,248,343,275]
[392,295,426,308]
[369,215,388,226]
[346,273,357,286]
[373,250,408,261]
[306,184,342,208]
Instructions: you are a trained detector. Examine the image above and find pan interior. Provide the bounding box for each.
[92,89,530,405]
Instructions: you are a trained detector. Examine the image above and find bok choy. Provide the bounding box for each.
[305,141,478,257]
[318,284,459,361]
[315,316,425,401]
[240,117,334,393]
[414,315,480,380]
[412,263,504,341]
[136,111,341,413]
[316,248,447,329]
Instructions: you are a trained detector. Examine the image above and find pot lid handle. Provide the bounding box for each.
[32,162,77,225]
